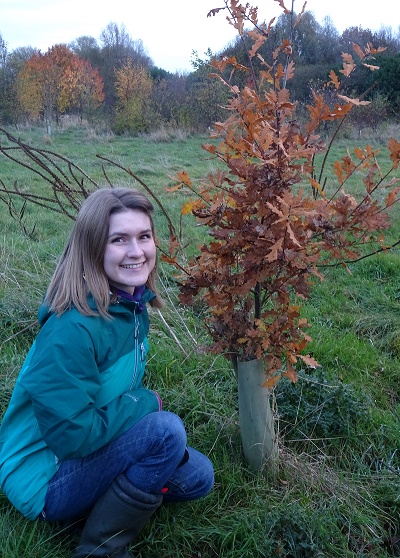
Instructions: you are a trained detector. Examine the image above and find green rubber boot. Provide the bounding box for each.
[74,474,162,558]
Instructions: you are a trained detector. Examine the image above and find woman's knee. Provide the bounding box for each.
[163,447,214,502]
[137,411,187,456]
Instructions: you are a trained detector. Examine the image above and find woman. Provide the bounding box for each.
[0,188,214,558]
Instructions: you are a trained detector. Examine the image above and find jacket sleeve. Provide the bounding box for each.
[19,317,160,460]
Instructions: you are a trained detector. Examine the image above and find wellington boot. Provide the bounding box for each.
[74,474,162,558]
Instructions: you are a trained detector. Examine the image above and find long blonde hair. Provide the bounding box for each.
[45,188,163,317]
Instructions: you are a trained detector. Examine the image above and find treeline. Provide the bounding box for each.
[1,12,400,135]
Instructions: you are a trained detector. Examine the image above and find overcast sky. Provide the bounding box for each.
[2,0,399,73]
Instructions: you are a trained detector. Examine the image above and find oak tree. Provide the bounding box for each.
[163,0,400,470]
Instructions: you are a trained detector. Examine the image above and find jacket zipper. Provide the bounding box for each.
[130,314,140,390]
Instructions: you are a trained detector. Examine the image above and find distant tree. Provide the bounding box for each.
[150,66,174,82]
[258,10,322,65]
[59,56,105,121]
[349,91,390,134]
[373,26,400,55]
[68,36,102,69]
[151,72,191,128]
[340,26,375,54]
[318,16,341,64]
[361,53,400,117]
[186,50,230,131]
[98,22,153,112]
[16,45,104,132]
[0,34,6,67]
[0,34,14,124]
[17,51,60,132]
[114,61,153,133]
[8,46,39,69]
[219,11,342,102]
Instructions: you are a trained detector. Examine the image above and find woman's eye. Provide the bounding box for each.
[112,237,125,243]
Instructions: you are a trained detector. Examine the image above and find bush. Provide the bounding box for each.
[276,368,372,444]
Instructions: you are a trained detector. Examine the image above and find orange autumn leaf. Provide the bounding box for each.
[388,138,400,169]
[176,170,192,187]
[299,354,319,368]
[337,94,370,106]
[329,70,340,90]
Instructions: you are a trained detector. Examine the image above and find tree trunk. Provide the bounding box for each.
[237,358,278,473]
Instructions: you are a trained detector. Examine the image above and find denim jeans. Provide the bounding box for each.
[42,411,214,523]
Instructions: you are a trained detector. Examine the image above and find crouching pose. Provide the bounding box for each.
[0,188,214,557]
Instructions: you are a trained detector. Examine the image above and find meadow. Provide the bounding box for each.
[0,123,399,557]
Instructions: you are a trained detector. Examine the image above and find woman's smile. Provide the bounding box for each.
[120,262,145,269]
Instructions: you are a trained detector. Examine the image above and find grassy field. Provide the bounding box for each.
[0,123,399,557]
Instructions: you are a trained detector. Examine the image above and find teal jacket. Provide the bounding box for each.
[0,290,160,520]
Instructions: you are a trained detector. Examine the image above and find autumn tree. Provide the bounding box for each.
[162,0,400,471]
[114,61,153,134]
[17,52,58,132]
[16,45,104,132]
[58,56,104,121]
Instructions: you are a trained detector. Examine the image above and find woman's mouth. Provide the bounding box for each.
[120,263,144,269]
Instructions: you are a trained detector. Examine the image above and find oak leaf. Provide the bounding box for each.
[298,354,319,368]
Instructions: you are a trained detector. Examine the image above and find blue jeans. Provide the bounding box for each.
[42,411,214,523]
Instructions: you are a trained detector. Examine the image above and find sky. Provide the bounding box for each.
[1,0,399,73]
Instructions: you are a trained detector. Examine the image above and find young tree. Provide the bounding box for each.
[162,0,400,472]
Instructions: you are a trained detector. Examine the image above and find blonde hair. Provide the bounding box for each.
[45,188,164,317]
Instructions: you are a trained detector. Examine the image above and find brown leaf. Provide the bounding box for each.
[338,94,370,106]
[329,70,340,90]
[385,188,400,208]
[298,354,319,368]
[388,137,400,169]
[265,237,284,262]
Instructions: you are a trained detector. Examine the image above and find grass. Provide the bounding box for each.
[0,123,399,557]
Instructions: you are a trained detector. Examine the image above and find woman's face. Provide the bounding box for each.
[103,209,156,294]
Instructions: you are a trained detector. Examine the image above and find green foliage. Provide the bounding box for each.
[366,54,400,115]
[276,368,372,442]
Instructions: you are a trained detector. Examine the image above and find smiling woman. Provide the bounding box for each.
[0,187,214,558]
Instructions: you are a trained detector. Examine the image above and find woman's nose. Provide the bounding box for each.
[127,240,143,258]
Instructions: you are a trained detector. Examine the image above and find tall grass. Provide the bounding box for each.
[0,125,399,557]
